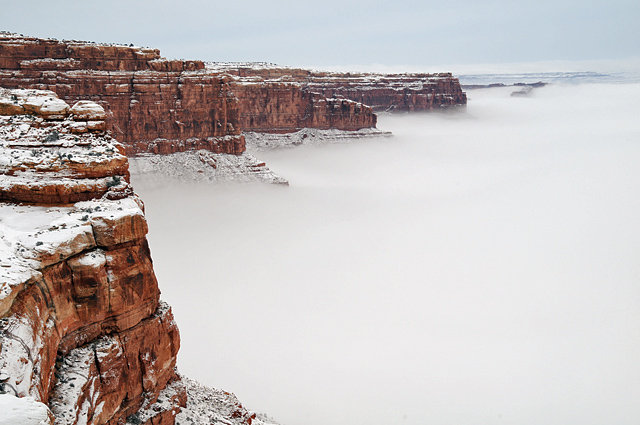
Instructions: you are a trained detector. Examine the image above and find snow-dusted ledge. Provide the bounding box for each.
[174,376,280,425]
[244,127,392,151]
[128,128,392,188]
[128,150,289,186]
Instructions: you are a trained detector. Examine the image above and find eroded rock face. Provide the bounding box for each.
[0,33,467,148]
[211,63,467,118]
[0,88,184,424]
[0,33,243,156]
[230,80,377,133]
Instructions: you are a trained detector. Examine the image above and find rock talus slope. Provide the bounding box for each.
[0,88,184,424]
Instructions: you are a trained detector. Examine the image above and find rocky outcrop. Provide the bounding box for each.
[0,88,183,424]
[212,63,467,116]
[1,33,466,150]
[227,78,377,133]
[0,33,244,156]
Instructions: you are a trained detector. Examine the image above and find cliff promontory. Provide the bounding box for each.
[0,87,184,424]
[212,63,467,121]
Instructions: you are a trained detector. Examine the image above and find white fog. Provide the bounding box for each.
[132,83,640,425]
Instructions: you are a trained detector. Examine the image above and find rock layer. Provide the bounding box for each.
[0,33,467,150]
[0,33,243,156]
[228,79,377,133]
[212,63,467,118]
[0,88,184,424]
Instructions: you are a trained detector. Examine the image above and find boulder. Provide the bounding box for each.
[70,100,106,120]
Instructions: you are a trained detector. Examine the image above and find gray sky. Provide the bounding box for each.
[1,0,639,70]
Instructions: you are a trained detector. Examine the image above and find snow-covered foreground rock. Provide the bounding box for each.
[0,88,280,425]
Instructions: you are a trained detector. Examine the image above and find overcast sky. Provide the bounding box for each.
[1,0,638,71]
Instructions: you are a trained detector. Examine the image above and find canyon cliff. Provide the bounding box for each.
[213,63,467,123]
[0,33,466,155]
[0,88,275,425]
[0,88,184,424]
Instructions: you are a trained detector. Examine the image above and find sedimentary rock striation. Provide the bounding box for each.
[211,62,467,118]
[0,32,243,156]
[0,88,183,424]
[0,33,466,152]
[0,33,377,152]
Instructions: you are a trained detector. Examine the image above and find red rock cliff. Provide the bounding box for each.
[229,78,377,133]
[0,88,184,425]
[212,63,467,116]
[0,34,382,150]
[0,33,244,156]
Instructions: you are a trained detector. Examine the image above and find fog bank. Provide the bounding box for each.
[132,83,640,425]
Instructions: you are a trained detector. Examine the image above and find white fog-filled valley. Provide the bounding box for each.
[131,82,640,425]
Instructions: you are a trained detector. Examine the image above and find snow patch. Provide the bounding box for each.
[129,151,288,186]
[244,127,391,151]
[0,393,53,425]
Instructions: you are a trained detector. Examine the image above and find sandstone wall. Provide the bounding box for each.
[232,81,376,133]
[215,64,467,114]
[0,33,244,156]
[0,89,184,425]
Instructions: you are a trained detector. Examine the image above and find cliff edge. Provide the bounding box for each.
[0,88,276,425]
[0,33,466,157]
[0,87,183,424]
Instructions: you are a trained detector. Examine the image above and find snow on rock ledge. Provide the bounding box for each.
[244,127,392,151]
[0,393,55,425]
[0,86,185,424]
[129,150,289,186]
[0,88,128,204]
[175,376,281,425]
